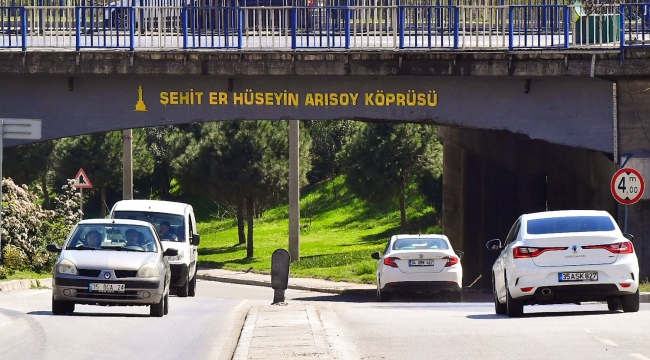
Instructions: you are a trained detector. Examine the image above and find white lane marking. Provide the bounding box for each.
[601,339,618,347]
[630,354,650,360]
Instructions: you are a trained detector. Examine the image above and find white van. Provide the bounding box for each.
[109,200,200,297]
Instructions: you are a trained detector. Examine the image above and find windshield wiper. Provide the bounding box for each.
[68,245,99,251]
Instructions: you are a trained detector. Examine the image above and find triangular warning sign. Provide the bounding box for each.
[73,168,93,189]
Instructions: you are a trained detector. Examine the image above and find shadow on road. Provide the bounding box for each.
[290,290,493,304]
[467,309,614,319]
[28,310,149,318]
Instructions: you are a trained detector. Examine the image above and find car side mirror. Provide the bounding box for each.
[371,251,381,260]
[163,248,179,257]
[623,233,634,242]
[454,250,464,259]
[191,234,201,246]
[46,244,62,253]
[486,239,502,250]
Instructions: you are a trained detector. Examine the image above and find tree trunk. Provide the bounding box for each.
[100,187,107,218]
[237,198,245,245]
[41,174,51,210]
[246,196,254,258]
[399,175,407,231]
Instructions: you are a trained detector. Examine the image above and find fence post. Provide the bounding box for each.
[344,6,350,49]
[563,5,569,49]
[21,7,26,51]
[291,7,296,49]
[619,4,625,51]
[129,7,134,51]
[508,5,514,51]
[453,6,458,49]
[75,7,81,51]
[398,4,404,49]
[182,6,187,49]
[237,7,242,49]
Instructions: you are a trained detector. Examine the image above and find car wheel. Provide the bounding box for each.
[607,298,621,311]
[150,296,164,317]
[163,293,169,315]
[188,270,197,297]
[493,274,506,315]
[177,273,189,297]
[52,298,68,315]
[622,289,640,313]
[505,278,524,317]
[376,280,389,302]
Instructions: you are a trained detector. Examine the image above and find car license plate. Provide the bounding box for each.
[89,283,125,292]
[558,272,598,282]
[409,259,434,266]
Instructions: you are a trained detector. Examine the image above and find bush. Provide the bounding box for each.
[1,178,80,272]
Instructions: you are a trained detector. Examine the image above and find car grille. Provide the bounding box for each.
[114,270,138,278]
[78,269,101,277]
[75,289,140,300]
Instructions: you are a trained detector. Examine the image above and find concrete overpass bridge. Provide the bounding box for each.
[3,1,650,288]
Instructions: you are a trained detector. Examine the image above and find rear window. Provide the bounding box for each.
[392,238,449,250]
[526,216,616,235]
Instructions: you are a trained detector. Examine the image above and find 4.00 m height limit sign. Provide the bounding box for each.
[611,167,645,205]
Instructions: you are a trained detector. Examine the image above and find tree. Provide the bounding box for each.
[141,125,188,199]
[304,120,356,185]
[341,122,442,231]
[173,120,311,258]
[3,140,57,209]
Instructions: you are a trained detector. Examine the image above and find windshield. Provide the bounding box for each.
[112,211,186,242]
[392,238,449,250]
[66,224,158,252]
[526,216,616,235]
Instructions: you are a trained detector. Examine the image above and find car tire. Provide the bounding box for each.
[188,270,197,297]
[163,293,169,315]
[52,298,68,315]
[177,273,189,297]
[505,278,524,317]
[607,298,621,311]
[622,289,640,313]
[150,296,165,317]
[377,281,390,302]
[493,275,507,315]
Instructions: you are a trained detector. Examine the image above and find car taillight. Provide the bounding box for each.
[383,257,399,268]
[583,241,634,254]
[443,255,459,267]
[513,246,567,258]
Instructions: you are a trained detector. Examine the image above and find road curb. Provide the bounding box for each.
[197,273,375,296]
[0,278,52,292]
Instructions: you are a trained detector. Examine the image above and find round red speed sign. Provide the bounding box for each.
[611,167,645,205]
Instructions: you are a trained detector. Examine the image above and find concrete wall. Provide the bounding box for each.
[439,127,618,289]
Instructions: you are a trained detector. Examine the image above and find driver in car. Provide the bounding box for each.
[84,230,102,248]
[125,229,142,248]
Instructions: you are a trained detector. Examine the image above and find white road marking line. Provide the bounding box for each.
[630,354,650,360]
[600,339,618,347]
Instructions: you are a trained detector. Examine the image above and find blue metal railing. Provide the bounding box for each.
[509,5,569,50]
[3,3,650,51]
[0,6,26,50]
[75,6,134,50]
[620,3,650,49]
[399,6,458,49]
[183,6,242,49]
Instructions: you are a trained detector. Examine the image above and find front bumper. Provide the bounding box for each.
[382,281,462,295]
[52,275,164,306]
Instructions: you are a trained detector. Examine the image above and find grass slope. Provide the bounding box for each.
[196,176,440,284]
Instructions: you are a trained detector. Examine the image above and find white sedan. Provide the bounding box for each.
[371,234,463,302]
[487,209,639,317]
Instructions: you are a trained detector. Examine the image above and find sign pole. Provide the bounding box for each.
[0,119,4,258]
[79,187,83,221]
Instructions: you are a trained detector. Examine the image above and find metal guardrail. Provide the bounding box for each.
[1,3,650,50]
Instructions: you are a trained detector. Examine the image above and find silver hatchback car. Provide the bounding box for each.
[46,219,178,317]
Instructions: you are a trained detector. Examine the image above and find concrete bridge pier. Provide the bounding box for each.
[439,126,617,290]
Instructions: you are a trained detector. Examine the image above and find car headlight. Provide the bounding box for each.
[167,250,184,262]
[137,262,160,278]
[57,259,78,275]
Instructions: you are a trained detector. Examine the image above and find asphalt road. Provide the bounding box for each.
[3,280,650,360]
[0,280,338,360]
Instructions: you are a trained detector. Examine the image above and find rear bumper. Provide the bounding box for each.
[506,257,639,303]
[382,281,461,295]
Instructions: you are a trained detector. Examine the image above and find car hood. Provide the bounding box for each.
[160,241,186,252]
[62,250,158,270]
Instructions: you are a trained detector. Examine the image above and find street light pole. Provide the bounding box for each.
[288,120,300,262]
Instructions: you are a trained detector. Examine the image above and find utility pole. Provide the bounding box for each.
[288,120,300,262]
[123,129,133,200]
